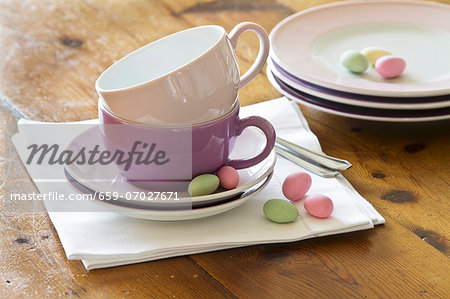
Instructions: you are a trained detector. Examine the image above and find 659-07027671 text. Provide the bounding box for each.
[8,191,179,202]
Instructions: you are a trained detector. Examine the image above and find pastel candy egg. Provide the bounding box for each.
[340,50,369,73]
[263,199,299,223]
[188,174,219,196]
[282,172,312,202]
[361,47,391,66]
[217,166,239,189]
[304,194,334,219]
[375,55,406,79]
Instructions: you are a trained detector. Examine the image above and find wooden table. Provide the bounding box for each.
[1,0,449,297]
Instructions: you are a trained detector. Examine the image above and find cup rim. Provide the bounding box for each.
[96,25,228,94]
[99,97,240,128]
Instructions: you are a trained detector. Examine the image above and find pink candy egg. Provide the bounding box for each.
[304,194,334,219]
[375,55,406,79]
[217,166,239,189]
[282,172,312,202]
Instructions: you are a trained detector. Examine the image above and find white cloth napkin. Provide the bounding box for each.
[12,97,384,270]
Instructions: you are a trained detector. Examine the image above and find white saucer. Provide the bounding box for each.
[67,170,273,221]
[64,125,276,208]
[270,1,450,97]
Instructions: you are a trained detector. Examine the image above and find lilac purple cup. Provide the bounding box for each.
[98,99,275,189]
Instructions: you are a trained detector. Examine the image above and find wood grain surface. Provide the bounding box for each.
[1,0,449,298]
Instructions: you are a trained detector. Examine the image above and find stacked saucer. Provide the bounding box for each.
[64,124,276,221]
[267,0,450,122]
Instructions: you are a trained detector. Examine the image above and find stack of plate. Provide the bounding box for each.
[267,0,450,122]
[64,126,276,221]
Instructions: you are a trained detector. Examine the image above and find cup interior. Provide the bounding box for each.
[98,97,239,127]
[96,26,224,91]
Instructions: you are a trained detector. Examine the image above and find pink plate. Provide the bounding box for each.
[270,0,450,97]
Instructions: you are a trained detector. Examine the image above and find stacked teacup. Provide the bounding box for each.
[96,22,276,190]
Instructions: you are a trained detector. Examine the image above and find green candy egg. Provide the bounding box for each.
[263,199,299,224]
[340,50,369,73]
[188,174,220,197]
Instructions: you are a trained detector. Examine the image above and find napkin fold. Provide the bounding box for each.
[12,97,384,270]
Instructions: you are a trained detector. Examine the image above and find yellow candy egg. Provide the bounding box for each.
[361,47,391,66]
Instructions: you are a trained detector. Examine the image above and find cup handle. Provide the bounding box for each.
[226,116,276,169]
[228,22,270,89]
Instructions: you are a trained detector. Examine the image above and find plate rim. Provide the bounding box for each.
[267,69,450,122]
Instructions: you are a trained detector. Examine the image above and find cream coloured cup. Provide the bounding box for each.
[96,22,269,125]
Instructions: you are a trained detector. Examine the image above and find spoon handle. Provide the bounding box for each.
[275,146,340,178]
[276,137,352,171]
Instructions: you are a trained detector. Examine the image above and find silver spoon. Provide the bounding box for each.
[276,137,352,171]
[275,146,340,178]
